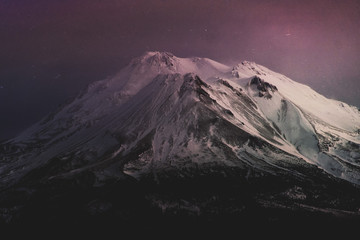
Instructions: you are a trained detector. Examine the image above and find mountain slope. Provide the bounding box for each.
[227,61,360,183]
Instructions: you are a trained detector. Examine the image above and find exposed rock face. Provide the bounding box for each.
[250,76,278,99]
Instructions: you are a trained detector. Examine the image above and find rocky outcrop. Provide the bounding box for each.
[250,76,278,99]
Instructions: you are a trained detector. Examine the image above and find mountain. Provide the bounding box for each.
[1,51,360,231]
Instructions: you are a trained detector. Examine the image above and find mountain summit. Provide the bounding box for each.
[1,51,360,228]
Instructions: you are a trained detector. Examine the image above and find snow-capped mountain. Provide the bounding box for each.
[1,51,360,227]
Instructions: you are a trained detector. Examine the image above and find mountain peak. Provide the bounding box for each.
[141,51,176,64]
[143,51,175,58]
[128,51,177,71]
[232,60,260,71]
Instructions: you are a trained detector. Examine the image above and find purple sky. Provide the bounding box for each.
[1,0,360,140]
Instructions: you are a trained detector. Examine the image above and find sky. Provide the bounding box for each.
[1,0,360,140]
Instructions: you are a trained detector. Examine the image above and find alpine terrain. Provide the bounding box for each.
[1,51,360,232]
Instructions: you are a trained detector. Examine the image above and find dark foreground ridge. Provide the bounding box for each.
[1,166,360,236]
